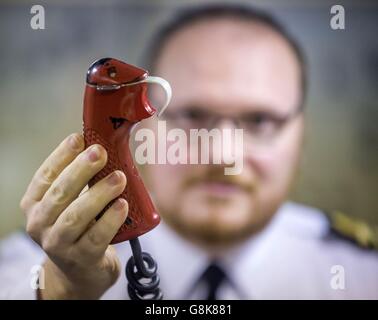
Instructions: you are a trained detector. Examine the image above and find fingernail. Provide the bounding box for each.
[68,134,81,151]
[87,145,101,162]
[114,198,126,211]
[108,171,122,185]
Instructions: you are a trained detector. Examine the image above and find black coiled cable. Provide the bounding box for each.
[126,238,163,300]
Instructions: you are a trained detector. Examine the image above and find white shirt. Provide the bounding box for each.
[1,202,377,299]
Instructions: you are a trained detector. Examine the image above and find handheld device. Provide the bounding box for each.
[83,57,171,299]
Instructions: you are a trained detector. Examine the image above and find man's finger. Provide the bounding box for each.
[51,170,126,244]
[21,133,84,208]
[75,198,128,260]
[36,144,108,226]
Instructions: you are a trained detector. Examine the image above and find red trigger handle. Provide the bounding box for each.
[83,57,160,244]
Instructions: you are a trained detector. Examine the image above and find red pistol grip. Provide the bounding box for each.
[83,58,160,244]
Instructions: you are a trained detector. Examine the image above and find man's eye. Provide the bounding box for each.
[244,113,277,133]
[246,113,273,125]
[181,108,208,121]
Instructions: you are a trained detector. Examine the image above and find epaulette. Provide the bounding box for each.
[328,210,378,250]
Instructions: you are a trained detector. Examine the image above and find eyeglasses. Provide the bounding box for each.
[162,105,304,145]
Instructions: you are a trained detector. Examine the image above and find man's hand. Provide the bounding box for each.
[20,133,128,299]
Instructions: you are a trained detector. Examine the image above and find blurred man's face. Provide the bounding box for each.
[144,18,304,249]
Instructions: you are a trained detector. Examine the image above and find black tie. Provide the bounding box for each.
[201,263,227,300]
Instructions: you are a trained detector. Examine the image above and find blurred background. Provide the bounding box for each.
[0,0,377,237]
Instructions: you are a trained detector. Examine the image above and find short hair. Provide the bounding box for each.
[144,4,307,107]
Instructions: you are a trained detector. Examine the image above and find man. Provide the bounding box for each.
[1,5,377,299]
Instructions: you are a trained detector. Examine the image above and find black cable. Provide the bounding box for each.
[125,237,163,300]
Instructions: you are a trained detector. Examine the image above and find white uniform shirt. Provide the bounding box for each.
[1,202,377,299]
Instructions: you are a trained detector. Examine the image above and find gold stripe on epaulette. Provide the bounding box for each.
[329,210,378,250]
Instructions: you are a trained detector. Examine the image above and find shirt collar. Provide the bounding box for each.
[117,202,328,299]
[141,218,271,299]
